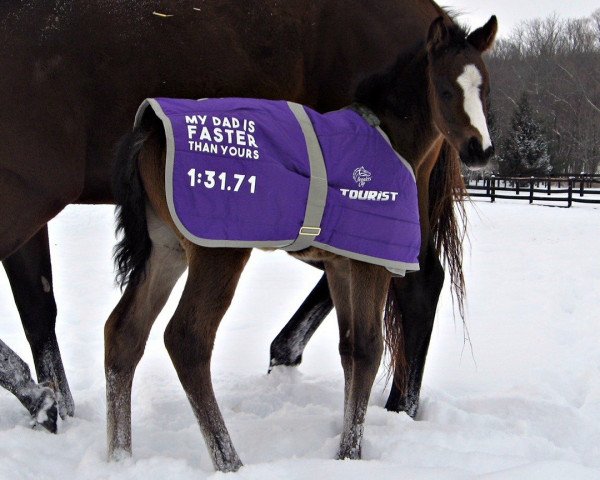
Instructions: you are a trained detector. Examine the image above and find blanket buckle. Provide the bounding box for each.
[299,226,321,237]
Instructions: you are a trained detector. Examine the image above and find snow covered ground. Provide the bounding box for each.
[0,200,599,479]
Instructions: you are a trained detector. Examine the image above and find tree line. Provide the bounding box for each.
[484,10,600,176]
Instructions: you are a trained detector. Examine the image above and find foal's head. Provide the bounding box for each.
[426,16,497,168]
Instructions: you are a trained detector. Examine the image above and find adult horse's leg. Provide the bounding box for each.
[2,226,74,418]
[326,259,389,460]
[269,268,333,370]
[268,244,444,418]
[105,208,187,459]
[0,103,86,417]
[385,140,458,416]
[273,251,444,418]
[0,338,58,433]
[385,239,444,416]
[164,247,250,472]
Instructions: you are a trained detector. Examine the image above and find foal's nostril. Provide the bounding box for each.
[468,137,481,156]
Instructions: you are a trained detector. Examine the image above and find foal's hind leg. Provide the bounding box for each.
[326,259,390,460]
[2,225,74,418]
[164,247,250,472]
[105,209,186,459]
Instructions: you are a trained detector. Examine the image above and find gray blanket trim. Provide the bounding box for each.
[281,102,329,252]
[133,98,419,276]
[311,241,419,276]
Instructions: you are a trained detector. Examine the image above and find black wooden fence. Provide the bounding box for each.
[464,174,600,207]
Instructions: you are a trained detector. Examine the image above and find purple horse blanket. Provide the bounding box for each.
[135,97,420,276]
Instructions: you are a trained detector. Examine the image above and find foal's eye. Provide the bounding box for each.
[441,90,453,100]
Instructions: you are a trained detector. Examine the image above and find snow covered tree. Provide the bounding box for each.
[497,94,553,176]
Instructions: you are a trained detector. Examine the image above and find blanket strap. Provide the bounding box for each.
[283,102,328,252]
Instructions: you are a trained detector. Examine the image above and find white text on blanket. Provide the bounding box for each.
[186,115,260,159]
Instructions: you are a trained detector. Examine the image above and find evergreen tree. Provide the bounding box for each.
[498,92,552,176]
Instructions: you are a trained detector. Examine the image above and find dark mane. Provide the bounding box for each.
[432,23,472,56]
[353,17,470,108]
[353,45,426,113]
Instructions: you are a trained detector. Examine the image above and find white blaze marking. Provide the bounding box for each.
[457,64,492,150]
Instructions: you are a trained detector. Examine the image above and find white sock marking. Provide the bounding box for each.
[457,64,492,150]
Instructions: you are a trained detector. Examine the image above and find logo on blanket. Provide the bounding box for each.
[353,166,372,188]
[341,166,399,202]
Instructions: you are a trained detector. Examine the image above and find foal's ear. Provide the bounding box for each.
[467,15,498,52]
[427,17,449,52]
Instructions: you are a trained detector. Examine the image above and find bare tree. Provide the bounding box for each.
[487,12,600,174]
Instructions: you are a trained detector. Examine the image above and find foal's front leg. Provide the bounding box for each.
[164,247,250,473]
[327,260,390,459]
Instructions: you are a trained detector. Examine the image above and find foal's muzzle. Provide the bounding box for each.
[460,136,494,169]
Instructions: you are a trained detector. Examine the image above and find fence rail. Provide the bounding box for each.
[464,175,600,207]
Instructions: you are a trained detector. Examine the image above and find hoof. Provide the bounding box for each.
[268,352,302,373]
[405,401,419,419]
[37,379,74,419]
[336,446,361,460]
[30,387,58,434]
[215,458,243,473]
[109,448,132,462]
[57,388,75,419]
[385,391,419,418]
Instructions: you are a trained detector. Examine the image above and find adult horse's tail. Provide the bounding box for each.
[428,141,467,315]
[112,127,154,289]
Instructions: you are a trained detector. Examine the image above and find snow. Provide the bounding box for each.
[0,201,599,479]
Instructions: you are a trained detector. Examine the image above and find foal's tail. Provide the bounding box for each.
[112,126,154,290]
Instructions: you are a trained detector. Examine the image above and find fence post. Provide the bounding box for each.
[529,176,534,204]
[580,179,585,197]
[516,179,520,195]
[567,178,573,208]
[491,175,496,203]
[547,177,551,195]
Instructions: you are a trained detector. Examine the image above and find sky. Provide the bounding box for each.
[445,0,599,37]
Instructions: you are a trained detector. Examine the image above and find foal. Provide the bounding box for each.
[105,17,496,471]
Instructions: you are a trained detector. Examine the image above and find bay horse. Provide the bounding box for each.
[106,16,496,471]
[2,0,474,430]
